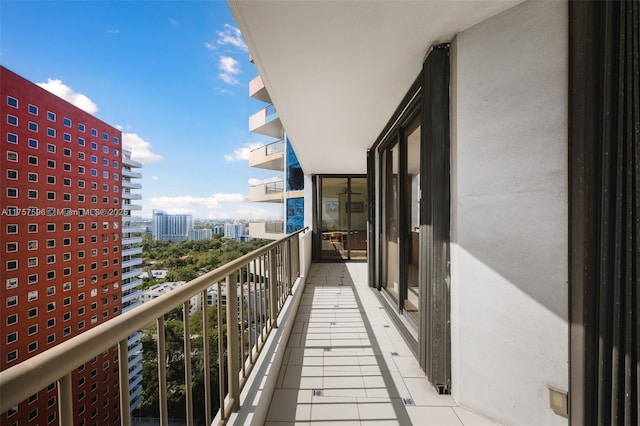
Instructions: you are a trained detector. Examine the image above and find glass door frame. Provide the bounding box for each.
[369,43,452,393]
[377,108,421,316]
[313,174,368,262]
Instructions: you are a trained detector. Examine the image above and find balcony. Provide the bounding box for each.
[249,74,271,103]
[123,236,143,245]
[122,192,142,200]
[122,169,142,179]
[122,156,142,168]
[249,104,282,138]
[122,226,147,234]
[122,181,142,190]
[122,278,143,293]
[249,221,284,240]
[248,180,284,203]
[249,139,284,170]
[122,257,143,269]
[122,246,143,257]
[0,229,498,426]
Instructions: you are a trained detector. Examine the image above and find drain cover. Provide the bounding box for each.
[402,398,415,406]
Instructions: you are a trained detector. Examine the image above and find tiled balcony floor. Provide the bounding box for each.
[265,263,498,426]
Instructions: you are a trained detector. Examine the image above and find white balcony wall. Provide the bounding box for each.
[249,74,271,103]
[248,181,284,203]
[249,106,282,138]
[248,221,284,240]
[450,1,568,425]
[249,141,285,170]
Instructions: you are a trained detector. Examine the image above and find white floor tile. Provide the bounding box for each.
[405,406,463,425]
[453,406,502,425]
[263,263,502,426]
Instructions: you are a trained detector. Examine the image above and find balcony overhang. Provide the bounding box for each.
[249,140,285,170]
[248,181,285,203]
[249,74,271,103]
[249,105,282,138]
[229,0,522,174]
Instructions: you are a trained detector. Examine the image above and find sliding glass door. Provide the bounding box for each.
[381,117,420,321]
[318,176,367,261]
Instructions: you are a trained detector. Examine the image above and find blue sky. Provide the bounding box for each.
[1,0,282,220]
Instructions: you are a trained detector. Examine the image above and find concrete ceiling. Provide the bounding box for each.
[229,1,522,175]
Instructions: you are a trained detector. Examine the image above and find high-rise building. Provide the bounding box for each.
[0,66,140,425]
[120,149,144,411]
[151,210,192,242]
[247,73,305,240]
[188,228,212,241]
[224,222,249,241]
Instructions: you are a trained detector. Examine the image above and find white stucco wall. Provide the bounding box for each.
[450,1,568,425]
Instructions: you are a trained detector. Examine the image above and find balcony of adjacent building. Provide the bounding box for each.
[122,156,142,168]
[249,74,271,103]
[122,168,142,179]
[122,181,142,190]
[0,230,498,426]
[248,220,284,240]
[249,139,284,170]
[249,104,282,138]
[122,202,142,210]
[122,224,146,234]
[248,180,284,203]
[122,191,142,201]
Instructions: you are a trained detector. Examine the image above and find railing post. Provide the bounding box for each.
[183,302,194,426]
[57,374,73,426]
[268,249,278,328]
[226,273,240,412]
[202,290,211,424]
[118,339,131,426]
[287,239,293,293]
[157,318,168,426]
[216,281,225,420]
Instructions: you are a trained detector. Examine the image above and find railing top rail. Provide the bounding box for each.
[249,179,284,189]
[0,227,308,414]
[249,139,284,153]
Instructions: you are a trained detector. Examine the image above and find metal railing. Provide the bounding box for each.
[265,221,284,234]
[0,228,307,426]
[250,139,284,157]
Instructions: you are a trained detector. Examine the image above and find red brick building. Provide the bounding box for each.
[1,66,124,425]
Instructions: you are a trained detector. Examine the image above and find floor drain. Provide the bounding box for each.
[391,351,399,356]
[383,325,390,328]
[329,322,336,326]
[402,397,415,406]
[313,389,322,397]
[324,347,331,352]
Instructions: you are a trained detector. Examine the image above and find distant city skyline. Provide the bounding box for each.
[1,1,284,220]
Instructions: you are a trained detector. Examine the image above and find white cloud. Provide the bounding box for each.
[218,56,240,85]
[204,42,216,51]
[122,133,163,164]
[107,29,119,34]
[248,177,281,186]
[151,176,159,181]
[151,193,247,211]
[224,142,263,161]
[217,24,248,52]
[36,79,98,114]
